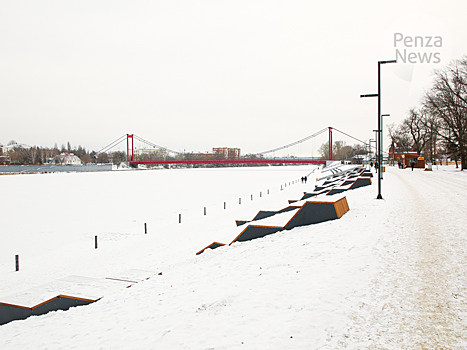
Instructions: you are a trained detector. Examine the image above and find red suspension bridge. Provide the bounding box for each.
[97,127,370,167]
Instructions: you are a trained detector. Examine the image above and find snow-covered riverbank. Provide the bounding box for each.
[1,165,466,349]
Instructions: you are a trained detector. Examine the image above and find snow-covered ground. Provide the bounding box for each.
[1,165,466,349]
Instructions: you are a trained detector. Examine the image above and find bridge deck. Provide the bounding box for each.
[130,159,327,165]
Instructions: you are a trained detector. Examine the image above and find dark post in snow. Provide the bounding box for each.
[267,189,269,195]
[224,202,226,209]
[239,198,241,204]
[144,223,147,234]
[260,191,262,197]
[15,255,19,272]
[204,207,206,215]
[179,214,181,223]
[95,235,98,249]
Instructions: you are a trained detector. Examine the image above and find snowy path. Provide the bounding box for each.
[345,166,467,349]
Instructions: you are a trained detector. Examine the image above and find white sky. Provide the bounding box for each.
[1,0,466,154]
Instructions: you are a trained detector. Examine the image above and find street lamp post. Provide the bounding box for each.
[372,129,380,174]
[380,113,390,179]
[360,59,396,200]
[369,139,376,165]
[368,139,374,168]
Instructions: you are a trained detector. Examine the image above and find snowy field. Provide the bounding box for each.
[1,165,467,349]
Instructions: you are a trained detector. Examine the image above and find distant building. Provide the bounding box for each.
[0,156,10,165]
[184,147,241,160]
[388,146,425,168]
[0,146,11,165]
[212,147,241,158]
[51,153,82,166]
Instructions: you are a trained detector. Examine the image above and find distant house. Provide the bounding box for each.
[0,147,11,165]
[388,146,425,168]
[51,153,82,166]
[0,156,10,165]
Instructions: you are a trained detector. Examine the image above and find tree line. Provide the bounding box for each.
[2,141,127,165]
[317,141,367,162]
[388,55,467,170]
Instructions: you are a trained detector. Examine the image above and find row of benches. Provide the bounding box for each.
[196,166,372,255]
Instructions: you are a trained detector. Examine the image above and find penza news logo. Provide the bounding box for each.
[394,33,442,64]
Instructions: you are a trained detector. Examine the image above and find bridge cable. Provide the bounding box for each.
[96,135,127,155]
[258,127,328,155]
[332,127,374,148]
[133,135,182,155]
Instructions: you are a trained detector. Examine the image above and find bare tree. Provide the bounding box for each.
[403,108,429,156]
[318,141,365,161]
[387,123,412,153]
[423,56,467,170]
[30,146,38,165]
[318,141,329,159]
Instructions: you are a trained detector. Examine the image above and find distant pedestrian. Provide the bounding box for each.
[411,161,415,171]
[370,161,373,168]
[304,176,307,183]
[375,162,379,171]
[301,177,304,183]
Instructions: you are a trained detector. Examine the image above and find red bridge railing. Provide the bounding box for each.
[130,158,327,165]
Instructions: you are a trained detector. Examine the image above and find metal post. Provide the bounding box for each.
[239,198,241,205]
[95,235,98,249]
[179,214,181,223]
[15,255,19,272]
[377,62,382,199]
[204,207,206,215]
[224,202,226,209]
[381,114,390,180]
[144,223,147,234]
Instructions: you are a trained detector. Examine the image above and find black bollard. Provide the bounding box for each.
[224,202,226,209]
[204,207,206,215]
[239,198,241,205]
[260,191,262,197]
[179,214,181,223]
[95,235,98,249]
[15,255,19,272]
[144,223,147,234]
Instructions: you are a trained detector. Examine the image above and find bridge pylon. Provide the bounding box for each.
[126,134,134,162]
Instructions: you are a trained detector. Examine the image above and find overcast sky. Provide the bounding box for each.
[1,0,466,155]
